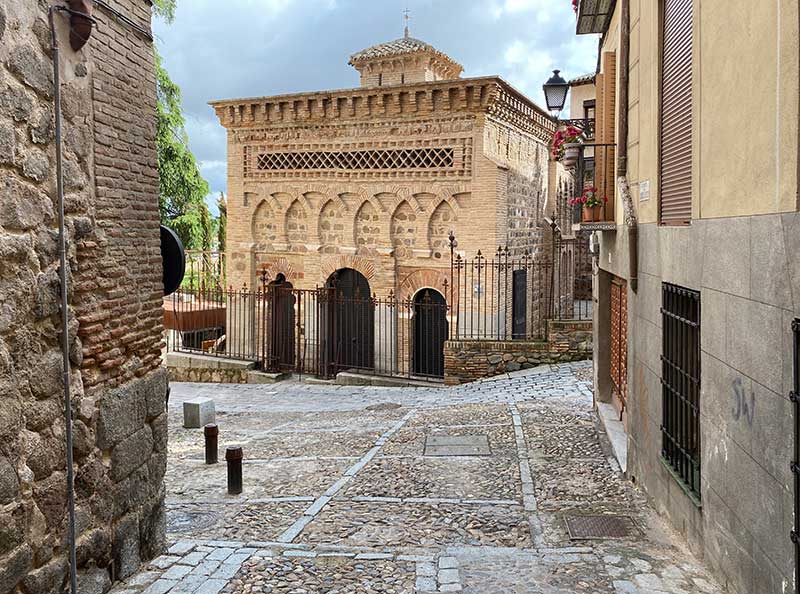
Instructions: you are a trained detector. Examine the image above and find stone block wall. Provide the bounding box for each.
[0,2,166,593]
[165,353,254,384]
[444,320,592,384]
[601,217,800,594]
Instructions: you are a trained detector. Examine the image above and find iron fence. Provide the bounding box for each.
[166,280,450,381]
[182,250,226,291]
[448,234,591,341]
[166,233,592,380]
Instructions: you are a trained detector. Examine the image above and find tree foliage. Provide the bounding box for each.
[154,3,214,251]
[152,0,176,23]
[217,193,227,253]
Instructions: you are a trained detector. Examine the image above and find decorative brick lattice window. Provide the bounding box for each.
[257,147,455,171]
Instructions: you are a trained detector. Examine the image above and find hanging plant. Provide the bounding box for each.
[571,0,579,14]
[551,125,583,161]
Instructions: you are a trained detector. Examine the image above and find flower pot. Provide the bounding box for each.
[562,144,580,168]
[581,204,603,223]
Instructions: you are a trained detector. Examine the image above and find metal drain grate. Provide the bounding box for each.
[424,435,491,456]
[565,514,639,540]
[167,510,219,533]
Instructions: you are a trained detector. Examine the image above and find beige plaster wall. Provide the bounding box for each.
[627,0,799,224]
[568,82,595,121]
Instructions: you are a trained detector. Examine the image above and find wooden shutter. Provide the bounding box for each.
[659,0,693,224]
[593,52,616,219]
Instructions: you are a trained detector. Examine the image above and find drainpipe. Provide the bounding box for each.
[615,0,638,293]
[49,4,95,592]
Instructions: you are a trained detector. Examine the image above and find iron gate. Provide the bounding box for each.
[257,283,450,381]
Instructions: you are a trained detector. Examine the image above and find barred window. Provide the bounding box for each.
[661,282,701,499]
[257,148,455,171]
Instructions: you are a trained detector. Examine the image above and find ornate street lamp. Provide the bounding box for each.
[542,69,569,114]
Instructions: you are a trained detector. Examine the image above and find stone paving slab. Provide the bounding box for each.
[222,553,417,594]
[380,424,517,456]
[110,361,726,594]
[167,502,307,542]
[167,458,353,500]
[297,500,532,549]
[340,455,521,501]
[407,403,512,427]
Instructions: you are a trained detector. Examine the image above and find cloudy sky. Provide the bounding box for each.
[153,0,599,215]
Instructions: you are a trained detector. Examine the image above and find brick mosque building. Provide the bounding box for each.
[211,28,561,299]
[209,28,572,376]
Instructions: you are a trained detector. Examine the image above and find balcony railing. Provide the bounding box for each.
[559,117,595,141]
[573,143,616,228]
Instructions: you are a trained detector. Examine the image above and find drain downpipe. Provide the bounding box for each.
[49,5,95,592]
[615,0,638,294]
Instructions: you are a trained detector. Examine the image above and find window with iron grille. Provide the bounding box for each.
[256,147,455,171]
[661,282,701,498]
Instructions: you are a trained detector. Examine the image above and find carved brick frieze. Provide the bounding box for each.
[231,116,474,144]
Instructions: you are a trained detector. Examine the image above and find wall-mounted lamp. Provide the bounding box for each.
[542,69,570,114]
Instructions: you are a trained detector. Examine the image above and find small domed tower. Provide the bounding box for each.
[348,26,463,88]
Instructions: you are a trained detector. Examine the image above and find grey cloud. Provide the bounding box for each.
[154,0,597,198]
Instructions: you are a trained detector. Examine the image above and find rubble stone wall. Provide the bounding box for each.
[444,320,592,385]
[0,2,166,593]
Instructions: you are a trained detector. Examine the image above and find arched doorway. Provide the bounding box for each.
[269,274,295,371]
[326,268,374,373]
[412,289,448,378]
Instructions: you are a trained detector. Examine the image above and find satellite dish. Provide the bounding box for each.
[160,225,185,296]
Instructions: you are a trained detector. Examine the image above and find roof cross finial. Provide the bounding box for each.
[403,8,411,38]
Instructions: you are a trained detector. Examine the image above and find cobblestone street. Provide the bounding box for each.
[111,362,724,594]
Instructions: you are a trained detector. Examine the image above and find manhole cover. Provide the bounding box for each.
[565,515,639,540]
[166,509,219,533]
[366,402,403,411]
[424,435,491,456]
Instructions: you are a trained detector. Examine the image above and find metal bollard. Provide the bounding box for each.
[204,424,218,464]
[225,446,243,495]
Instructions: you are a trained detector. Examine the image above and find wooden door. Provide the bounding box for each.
[610,277,628,422]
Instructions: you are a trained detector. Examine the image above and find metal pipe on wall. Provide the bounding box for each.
[615,0,639,294]
[48,7,79,593]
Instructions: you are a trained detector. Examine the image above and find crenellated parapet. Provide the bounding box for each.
[210,77,554,142]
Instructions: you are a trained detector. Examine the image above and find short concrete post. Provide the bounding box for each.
[183,397,215,428]
[204,424,218,464]
[225,446,243,495]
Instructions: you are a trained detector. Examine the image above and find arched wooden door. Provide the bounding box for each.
[412,289,447,378]
[270,274,295,371]
[326,268,374,372]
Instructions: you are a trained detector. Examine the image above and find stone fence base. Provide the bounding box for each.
[444,320,592,385]
[165,352,290,384]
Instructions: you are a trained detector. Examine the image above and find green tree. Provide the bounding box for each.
[217,193,227,253]
[152,0,176,23]
[153,1,214,250]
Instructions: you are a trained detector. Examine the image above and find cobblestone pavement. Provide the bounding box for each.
[111,362,725,594]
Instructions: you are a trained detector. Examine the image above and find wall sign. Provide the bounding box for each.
[639,180,650,202]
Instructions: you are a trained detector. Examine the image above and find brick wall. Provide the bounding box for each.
[0,2,166,592]
[444,320,592,384]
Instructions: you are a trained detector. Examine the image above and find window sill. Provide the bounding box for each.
[580,221,617,232]
[659,456,702,510]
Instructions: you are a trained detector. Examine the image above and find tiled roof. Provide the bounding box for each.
[569,72,596,85]
[349,36,458,66]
